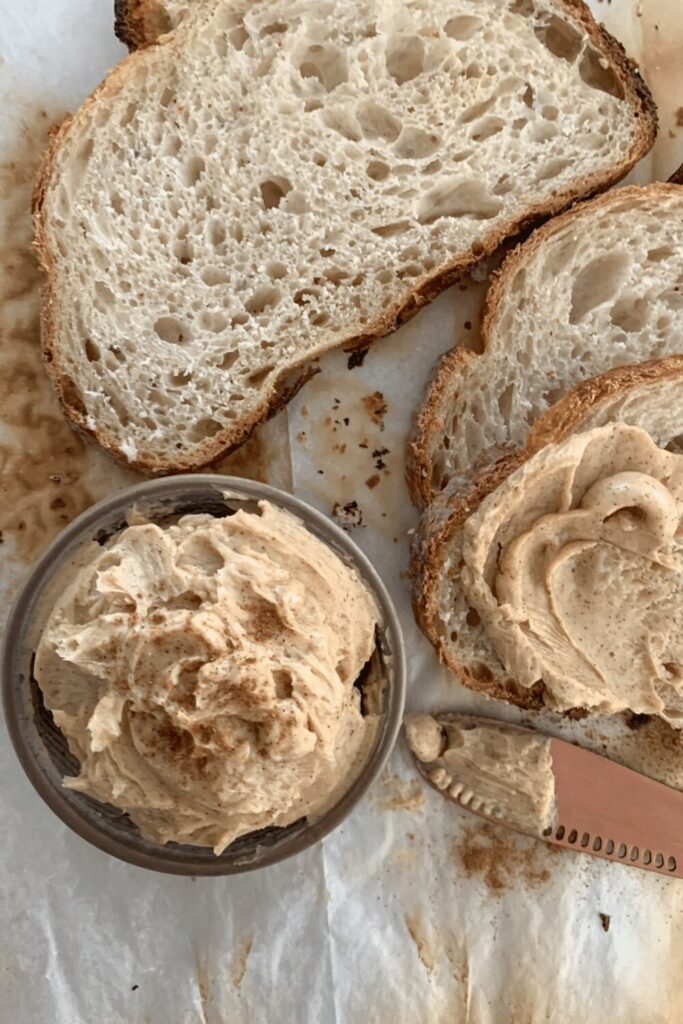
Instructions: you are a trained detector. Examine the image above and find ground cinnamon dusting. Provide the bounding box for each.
[455,822,557,893]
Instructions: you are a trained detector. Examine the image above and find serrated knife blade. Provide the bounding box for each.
[408,714,683,878]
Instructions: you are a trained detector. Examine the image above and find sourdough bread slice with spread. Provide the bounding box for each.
[408,182,683,508]
[35,0,655,473]
[412,356,683,713]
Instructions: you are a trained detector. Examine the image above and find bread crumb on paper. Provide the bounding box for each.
[599,913,611,933]
[362,391,388,430]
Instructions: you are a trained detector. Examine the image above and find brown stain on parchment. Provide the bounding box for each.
[404,914,437,975]
[228,935,253,990]
[455,821,558,894]
[0,111,97,562]
[375,773,425,812]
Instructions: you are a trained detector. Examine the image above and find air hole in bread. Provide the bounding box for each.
[190,417,225,441]
[298,44,348,91]
[183,156,205,186]
[418,178,502,224]
[356,101,402,142]
[492,175,513,195]
[245,286,282,314]
[510,0,535,15]
[309,311,330,326]
[465,607,481,628]
[246,365,274,386]
[260,176,293,209]
[395,127,440,159]
[444,15,483,40]
[218,351,239,370]
[465,62,482,79]
[385,34,425,84]
[214,34,228,59]
[104,388,129,426]
[537,157,571,181]
[266,261,287,280]
[94,281,116,312]
[579,46,625,99]
[648,246,676,263]
[264,22,287,35]
[173,239,194,264]
[201,311,229,333]
[324,266,348,285]
[201,266,230,286]
[498,382,515,419]
[231,312,249,327]
[305,99,324,113]
[60,375,88,417]
[229,25,249,51]
[170,370,193,386]
[207,219,225,246]
[367,159,390,181]
[472,117,505,142]
[542,104,559,120]
[322,108,362,141]
[154,316,192,344]
[372,220,411,237]
[84,339,100,362]
[293,287,320,306]
[376,269,393,284]
[534,15,582,62]
[569,252,631,323]
[461,95,497,124]
[161,134,182,157]
[610,296,650,332]
[67,138,94,193]
[120,103,136,128]
[399,263,422,278]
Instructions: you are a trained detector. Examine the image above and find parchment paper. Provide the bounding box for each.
[2,2,683,1021]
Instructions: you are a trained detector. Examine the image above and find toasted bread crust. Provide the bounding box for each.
[412,355,683,708]
[114,0,172,50]
[35,0,657,475]
[406,180,683,508]
[526,355,683,453]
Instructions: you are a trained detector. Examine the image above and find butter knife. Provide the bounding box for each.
[405,712,683,878]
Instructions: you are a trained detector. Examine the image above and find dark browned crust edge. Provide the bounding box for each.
[527,354,683,452]
[411,354,683,710]
[35,0,657,476]
[114,0,173,50]
[668,161,683,186]
[405,177,683,508]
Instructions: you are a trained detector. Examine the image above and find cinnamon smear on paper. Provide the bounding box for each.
[455,822,559,893]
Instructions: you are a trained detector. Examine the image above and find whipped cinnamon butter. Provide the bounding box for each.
[463,424,683,724]
[34,501,379,853]
[405,713,556,836]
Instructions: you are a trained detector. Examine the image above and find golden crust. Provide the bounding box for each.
[405,180,683,509]
[35,0,657,475]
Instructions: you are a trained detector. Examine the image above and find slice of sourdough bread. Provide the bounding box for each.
[35,0,655,474]
[412,355,683,710]
[408,182,683,508]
